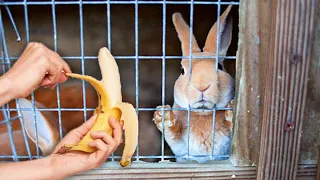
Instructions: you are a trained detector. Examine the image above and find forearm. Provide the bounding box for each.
[0,157,55,180]
[0,76,16,107]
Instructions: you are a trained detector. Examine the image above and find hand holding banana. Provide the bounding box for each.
[56,47,139,167]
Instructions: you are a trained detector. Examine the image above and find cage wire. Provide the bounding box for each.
[0,0,238,163]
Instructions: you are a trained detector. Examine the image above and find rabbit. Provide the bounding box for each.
[152,5,235,163]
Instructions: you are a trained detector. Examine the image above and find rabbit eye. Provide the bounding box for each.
[218,63,223,70]
[181,66,185,75]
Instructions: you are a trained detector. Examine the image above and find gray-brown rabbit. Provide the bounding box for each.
[152,5,235,163]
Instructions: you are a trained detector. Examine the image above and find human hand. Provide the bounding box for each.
[47,115,123,179]
[1,42,71,98]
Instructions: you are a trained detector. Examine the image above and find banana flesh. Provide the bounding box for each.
[56,48,138,168]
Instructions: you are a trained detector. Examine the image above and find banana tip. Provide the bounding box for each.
[120,160,131,167]
[99,47,111,55]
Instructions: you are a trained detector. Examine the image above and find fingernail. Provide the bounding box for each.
[91,131,98,135]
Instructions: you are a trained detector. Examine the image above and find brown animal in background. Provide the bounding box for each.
[152,5,234,163]
[0,82,96,159]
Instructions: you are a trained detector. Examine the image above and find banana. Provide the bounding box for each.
[56,47,138,167]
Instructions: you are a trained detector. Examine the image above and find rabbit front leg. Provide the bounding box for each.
[152,105,187,159]
[225,99,234,122]
[153,105,177,133]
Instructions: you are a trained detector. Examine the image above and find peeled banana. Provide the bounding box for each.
[56,47,138,167]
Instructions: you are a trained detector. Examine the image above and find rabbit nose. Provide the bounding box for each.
[196,84,210,92]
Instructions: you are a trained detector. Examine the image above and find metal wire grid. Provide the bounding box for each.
[0,0,238,162]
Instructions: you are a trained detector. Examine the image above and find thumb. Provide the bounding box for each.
[40,77,53,87]
[74,114,97,136]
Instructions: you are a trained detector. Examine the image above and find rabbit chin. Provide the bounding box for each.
[189,101,215,115]
[192,101,214,109]
[174,97,216,115]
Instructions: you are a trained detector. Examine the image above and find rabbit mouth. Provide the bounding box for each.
[192,100,214,109]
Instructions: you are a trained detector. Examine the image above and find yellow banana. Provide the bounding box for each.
[56,47,138,167]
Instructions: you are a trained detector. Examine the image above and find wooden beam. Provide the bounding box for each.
[257,0,317,180]
[66,162,317,179]
[230,0,272,166]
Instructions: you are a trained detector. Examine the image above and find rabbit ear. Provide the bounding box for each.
[172,12,201,56]
[203,5,233,58]
[17,98,60,155]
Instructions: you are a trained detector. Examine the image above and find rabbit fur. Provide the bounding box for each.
[153,5,235,163]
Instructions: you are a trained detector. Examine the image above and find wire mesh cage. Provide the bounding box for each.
[0,0,239,164]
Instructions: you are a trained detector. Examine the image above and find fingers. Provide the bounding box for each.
[109,116,123,146]
[88,139,110,152]
[88,139,113,164]
[88,117,123,158]
[90,131,117,150]
[88,130,120,164]
[59,72,68,83]
[52,115,98,152]
[60,57,72,74]
[44,54,64,86]
[72,114,97,137]
[48,49,71,83]
[31,42,71,88]
[40,77,53,87]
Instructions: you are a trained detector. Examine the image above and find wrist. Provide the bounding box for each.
[45,154,72,180]
[42,155,64,180]
[36,157,56,180]
[0,75,16,105]
[0,156,58,180]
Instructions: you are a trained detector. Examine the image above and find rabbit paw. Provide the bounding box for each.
[152,105,175,132]
[225,99,234,122]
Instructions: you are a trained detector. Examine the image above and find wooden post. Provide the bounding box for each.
[230,0,272,167]
[257,0,317,180]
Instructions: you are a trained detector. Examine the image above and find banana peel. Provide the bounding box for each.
[56,47,138,167]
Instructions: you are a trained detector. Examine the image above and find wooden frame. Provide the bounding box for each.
[231,0,319,169]
[67,162,316,180]
[257,0,317,179]
[229,0,263,167]
[69,0,319,179]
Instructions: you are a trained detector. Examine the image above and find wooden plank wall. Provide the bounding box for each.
[299,0,320,165]
[257,0,317,180]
